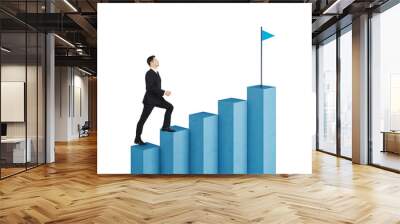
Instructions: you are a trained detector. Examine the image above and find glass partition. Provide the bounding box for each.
[339,28,352,158]
[317,36,337,155]
[27,31,38,169]
[371,4,400,171]
[38,32,45,165]
[0,1,46,179]
[1,31,28,177]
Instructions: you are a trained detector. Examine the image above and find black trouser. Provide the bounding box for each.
[135,100,174,138]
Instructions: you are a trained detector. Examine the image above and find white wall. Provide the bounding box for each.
[55,66,69,141]
[55,67,89,141]
[72,72,89,138]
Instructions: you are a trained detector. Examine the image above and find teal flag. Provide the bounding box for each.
[261,29,274,41]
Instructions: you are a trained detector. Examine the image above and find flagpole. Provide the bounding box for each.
[260,26,263,87]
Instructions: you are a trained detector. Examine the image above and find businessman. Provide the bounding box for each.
[135,55,175,145]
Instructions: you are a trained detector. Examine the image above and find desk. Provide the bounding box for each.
[382,131,400,154]
[1,138,31,163]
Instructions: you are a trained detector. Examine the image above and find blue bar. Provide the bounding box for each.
[131,143,160,174]
[247,85,276,174]
[160,125,189,174]
[189,112,218,174]
[218,98,247,174]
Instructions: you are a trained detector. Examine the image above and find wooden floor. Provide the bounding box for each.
[1,134,400,224]
[0,167,26,178]
[373,150,400,171]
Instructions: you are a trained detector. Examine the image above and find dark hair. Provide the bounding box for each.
[147,55,156,66]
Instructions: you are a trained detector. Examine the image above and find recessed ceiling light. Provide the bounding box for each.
[54,34,75,48]
[323,0,354,15]
[63,0,78,12]
[78,67,93,76]
[1,47,11,53]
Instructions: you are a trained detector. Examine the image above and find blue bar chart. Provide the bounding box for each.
[131,85,276,175]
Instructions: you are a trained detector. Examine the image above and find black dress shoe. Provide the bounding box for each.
[134,137,145,145]
[161,127,175,132]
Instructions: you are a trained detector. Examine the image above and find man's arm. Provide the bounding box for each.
[146,72,165,97]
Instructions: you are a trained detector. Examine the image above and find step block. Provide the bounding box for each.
[131,143,160,174]
[160,125,189,174]
[189,112,218,174]
[218,98,247,174]
[247,85,276,174]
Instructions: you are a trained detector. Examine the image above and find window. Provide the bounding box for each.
[318,36,337,155]
[339,28,352,158]
[371,3,400,171]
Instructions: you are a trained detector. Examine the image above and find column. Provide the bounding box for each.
[352,14,369,164]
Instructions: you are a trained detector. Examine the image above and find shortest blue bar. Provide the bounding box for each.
[131,143,160,174]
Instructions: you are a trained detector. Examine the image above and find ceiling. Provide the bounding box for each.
[0,0,393,75]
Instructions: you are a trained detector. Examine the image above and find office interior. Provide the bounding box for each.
[315,0,400,172]
[0,0,400,222]
[0,0,97,179]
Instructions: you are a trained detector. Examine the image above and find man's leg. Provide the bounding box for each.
[135,104,154,139]
[156,100,174,129]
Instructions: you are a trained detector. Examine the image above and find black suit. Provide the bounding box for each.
[135,69,173,138]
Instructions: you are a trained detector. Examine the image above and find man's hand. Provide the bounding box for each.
[164,90,171,96]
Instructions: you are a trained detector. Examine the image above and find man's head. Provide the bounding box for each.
[147,55,159,68]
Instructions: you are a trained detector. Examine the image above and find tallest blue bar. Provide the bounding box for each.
[247,85,276,174]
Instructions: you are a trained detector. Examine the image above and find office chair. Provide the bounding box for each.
[79,121,90,138]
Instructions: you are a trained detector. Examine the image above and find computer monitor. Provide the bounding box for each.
[1,123,7,137]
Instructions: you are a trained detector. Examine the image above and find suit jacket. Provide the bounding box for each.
[142,69,165,105]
